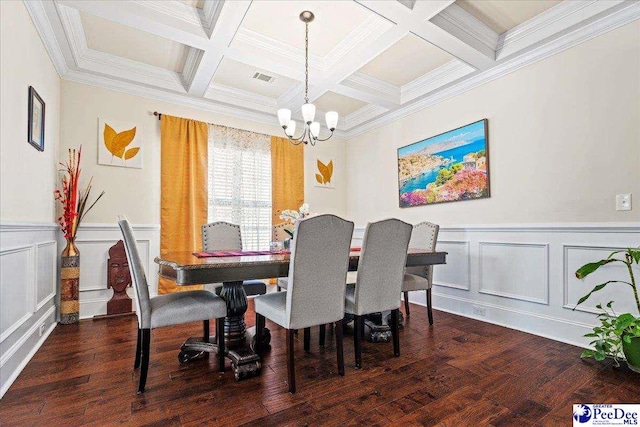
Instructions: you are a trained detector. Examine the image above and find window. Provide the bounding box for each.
[207,125,272,250]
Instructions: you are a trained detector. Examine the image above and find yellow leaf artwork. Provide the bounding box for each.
[315,159,335,188]
[99,119,142,168]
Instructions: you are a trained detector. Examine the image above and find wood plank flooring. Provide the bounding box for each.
[1,302,639,426]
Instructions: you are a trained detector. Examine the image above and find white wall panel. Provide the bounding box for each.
[563,245,640,315]
[0,246,33,342]
[479,242,549,304]
[35,241,56,311]
[433,240,470,290]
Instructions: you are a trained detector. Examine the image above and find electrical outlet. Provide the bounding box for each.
[472,305,486,317]
[616,193,632,211]
[39,323,45,337]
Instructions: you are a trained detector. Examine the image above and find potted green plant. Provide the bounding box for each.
[574,248,640,372]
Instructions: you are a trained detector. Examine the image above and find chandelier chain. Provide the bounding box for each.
[304,22,309,104]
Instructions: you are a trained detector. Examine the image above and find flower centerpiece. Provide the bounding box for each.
[279,203,311,239]
[54,146,104,324]
[574,247,640,372]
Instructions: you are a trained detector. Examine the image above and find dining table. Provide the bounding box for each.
[155,248,447,381]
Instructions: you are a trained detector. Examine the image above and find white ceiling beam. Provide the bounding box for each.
[357,0,496,70]
[58,0,210,49]
[187,1,251,96]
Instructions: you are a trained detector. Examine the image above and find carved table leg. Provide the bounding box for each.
[179,281,271,381]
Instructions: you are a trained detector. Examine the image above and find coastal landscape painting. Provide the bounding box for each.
[398,119,489,207]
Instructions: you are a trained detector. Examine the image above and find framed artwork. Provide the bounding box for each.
[398,119,490,207]
[98,118,142,168]
[314,157,335,189]
[27,86,45,151]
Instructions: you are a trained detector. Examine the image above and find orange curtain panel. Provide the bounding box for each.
[271,136,304,227]
[159,115,208,294]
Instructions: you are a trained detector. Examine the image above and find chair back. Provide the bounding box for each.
[118,217,151,329]
[273,222,290,242]
[405,222,439,279]
[202,221,242,251]
[354,219,412,315]
[286,214,354,329]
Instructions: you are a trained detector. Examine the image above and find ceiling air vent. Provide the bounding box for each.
[252,72,275,83]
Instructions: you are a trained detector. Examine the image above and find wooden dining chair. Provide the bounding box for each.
[345,219,412,369]
[118,217,227,393]
[402,222,439,324]
[254,214,354,393]
[201,221,267,296]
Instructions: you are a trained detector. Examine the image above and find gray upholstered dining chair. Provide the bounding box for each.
[202,221,267,296]
[118,217,227,394]
[253,214,354,393]
[273,222,290,292]
[402,222,439,324]
[345,218,412,369]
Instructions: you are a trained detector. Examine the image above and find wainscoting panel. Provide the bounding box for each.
[72,224,159,319]
[353,224,640,348]
[433,240,470,290]
[479,242,549,304]
[35,241,56,311]
[0,223,58,399]
[563,245,639,315]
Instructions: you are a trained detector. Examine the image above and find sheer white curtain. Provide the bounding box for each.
[207,124,272,250]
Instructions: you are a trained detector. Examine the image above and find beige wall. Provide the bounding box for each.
[59,81,347,224]
[345,22,640,226]
[0,1,60,223]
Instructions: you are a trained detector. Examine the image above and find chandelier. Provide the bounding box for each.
[277,11,338,146]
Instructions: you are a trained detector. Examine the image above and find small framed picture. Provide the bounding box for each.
[28,86,45,151]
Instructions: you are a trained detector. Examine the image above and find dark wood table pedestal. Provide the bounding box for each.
[178,281,271,380]
[345,311,405,342]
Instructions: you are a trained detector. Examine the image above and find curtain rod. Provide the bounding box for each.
[152,111,274,138]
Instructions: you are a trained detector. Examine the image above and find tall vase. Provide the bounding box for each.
[60,239,80,324]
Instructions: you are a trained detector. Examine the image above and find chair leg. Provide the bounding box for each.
[203,319,210,342]
[138,328,150,394]
[303,327,310,352]
[391,309,400,357]
[404,291,411,317]
[134,328,142,369]
[335,320,344,376]
[255,313,265,356]
[426,288,433,325]
[354,315,362,369]
[277,286,281,292]
[319,324,326,347]
[286,329,296,393]
[217,317,225,373]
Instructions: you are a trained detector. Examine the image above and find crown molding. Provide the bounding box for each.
[183,48,204,88]
[24,0,69,76]
[401,59,475,103]
[496,0,626,59]
[342,72,400,103]
[201,0,224,36]
[430,3,499,54]
[342,104,388,129]
[234,27,323,73]
[344,1,640,139]
[205,82,277,114]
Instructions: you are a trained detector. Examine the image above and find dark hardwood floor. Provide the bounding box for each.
[1,301,638,426]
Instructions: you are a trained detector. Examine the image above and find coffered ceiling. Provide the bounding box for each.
[26,0,640,139]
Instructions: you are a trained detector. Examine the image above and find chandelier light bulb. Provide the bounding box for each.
[325,111,338,131]
[285,120,297,136]
[301,103,316,124]
[278,109,292,127]
[310,121,320,138]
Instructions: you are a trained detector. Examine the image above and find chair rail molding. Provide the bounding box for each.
[352,222,640,346]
